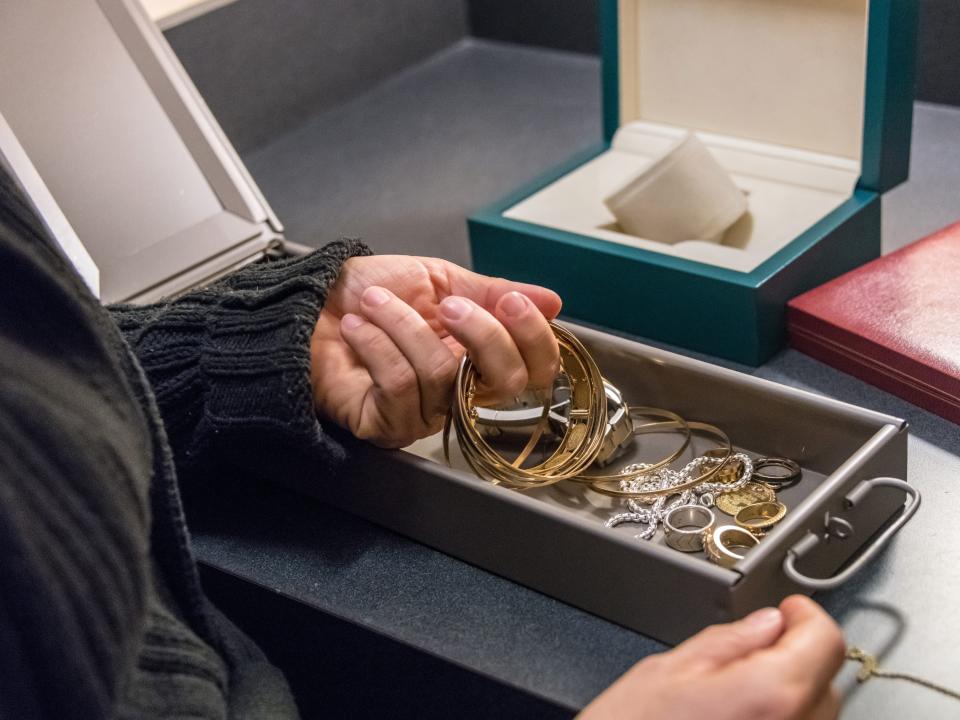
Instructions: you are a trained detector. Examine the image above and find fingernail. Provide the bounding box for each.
[500,292,528,318]
[362,286,390,307]
[743,608,782,631]
[440,297,472,322]
[341,313,364,330]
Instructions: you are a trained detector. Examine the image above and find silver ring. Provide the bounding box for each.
[704,525,759,568]
[664,505,715,552]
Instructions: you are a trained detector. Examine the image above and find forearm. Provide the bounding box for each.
[110,239,371,481]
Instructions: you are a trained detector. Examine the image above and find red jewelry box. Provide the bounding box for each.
[788,221,960,424]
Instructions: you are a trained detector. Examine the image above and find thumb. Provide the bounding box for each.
[669,607,785,669]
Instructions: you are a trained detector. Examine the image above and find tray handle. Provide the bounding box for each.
[783,478,920,591]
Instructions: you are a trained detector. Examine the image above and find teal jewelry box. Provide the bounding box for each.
[468,0,918,365]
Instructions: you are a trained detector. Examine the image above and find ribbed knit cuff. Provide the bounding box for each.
[111,239,372,481]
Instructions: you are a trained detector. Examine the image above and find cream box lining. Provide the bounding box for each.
[504,121,861,274]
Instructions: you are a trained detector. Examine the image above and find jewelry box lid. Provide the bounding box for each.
[600,0,918,195]
[0,0,283,304]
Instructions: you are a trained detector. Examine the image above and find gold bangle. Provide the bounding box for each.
[585,421,734,499]
[704,525,760,568]
[570,406,692,486]
[444,322,608,489]
[734,501,787,535]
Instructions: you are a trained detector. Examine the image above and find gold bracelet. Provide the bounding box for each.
[444,323,608,490]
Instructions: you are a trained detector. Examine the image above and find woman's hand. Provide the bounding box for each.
[311,255,562,447]
[578,595,846,720]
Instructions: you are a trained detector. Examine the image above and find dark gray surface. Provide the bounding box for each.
[188,40,960,717]
[242,40,601,266]
[467,0,600,55]
[164,0,466,153]
[913,0,960,107]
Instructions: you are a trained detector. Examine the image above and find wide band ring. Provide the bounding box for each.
[753,457,802,489]
[704,525,759,568]
[735,501,787,535]
[664,505,715,552]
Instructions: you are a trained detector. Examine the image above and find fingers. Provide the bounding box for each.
[338,312,427,446]
[770,596,846,691]
[443,262,563,320]
[352,286,459,426]
[493,292,560,389]
[438,296,529,402]
[670,607,785,670]
[714,597,844,719]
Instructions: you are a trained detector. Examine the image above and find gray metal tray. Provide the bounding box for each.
[280,327,917,645]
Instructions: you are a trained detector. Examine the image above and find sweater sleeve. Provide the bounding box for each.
[109,239,372,482]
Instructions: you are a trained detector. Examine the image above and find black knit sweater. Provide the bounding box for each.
[0,169,371,719]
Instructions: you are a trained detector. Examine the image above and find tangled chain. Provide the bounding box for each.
[604,453,754,540]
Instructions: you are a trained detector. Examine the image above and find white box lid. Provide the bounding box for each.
[0,0,282,303]
[618,0,867,162]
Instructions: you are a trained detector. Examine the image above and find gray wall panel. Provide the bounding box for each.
[165,0,467,153]
[466,0,599,55]
[916,0,960,106]
[164,0,960,160]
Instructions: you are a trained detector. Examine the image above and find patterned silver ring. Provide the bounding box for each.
[663,505,715,552]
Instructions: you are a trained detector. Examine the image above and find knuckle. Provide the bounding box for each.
[366,330,395,355]
[384,366,418,396]
[428,352,459,386]
[396,306,423,333]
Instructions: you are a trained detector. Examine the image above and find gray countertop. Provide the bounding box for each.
[193,40,960,718]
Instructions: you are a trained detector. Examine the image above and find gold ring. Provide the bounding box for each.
[704,525,759,568]
[734,501,787,535]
